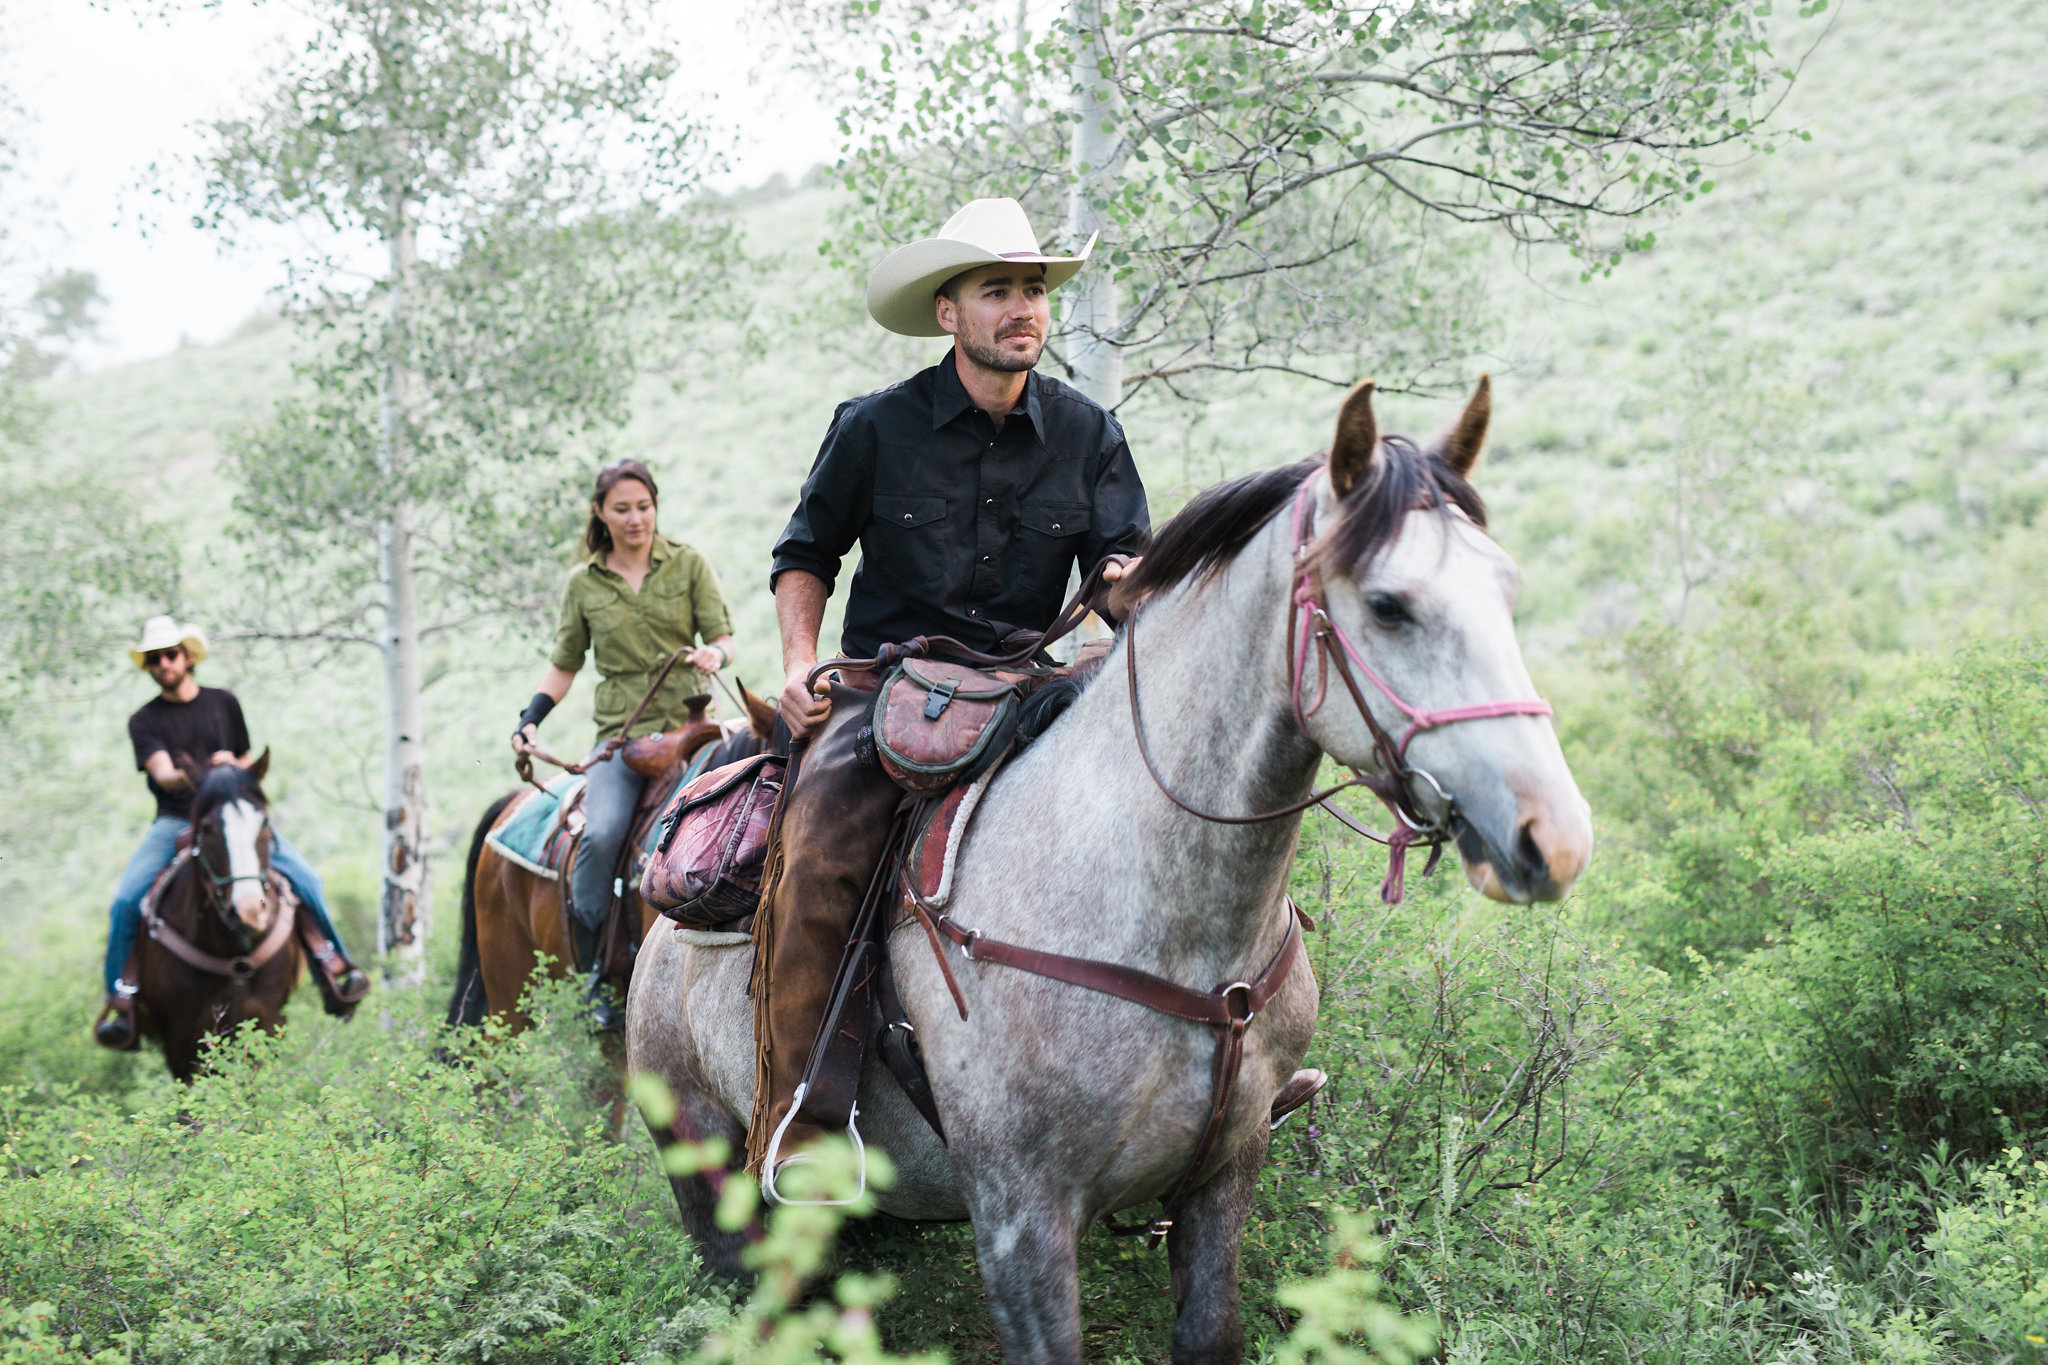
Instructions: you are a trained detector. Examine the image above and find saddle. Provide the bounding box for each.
[781,644,1114,1150]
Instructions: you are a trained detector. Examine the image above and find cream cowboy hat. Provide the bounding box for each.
[866,197,1096,338]
[129,615,208,669]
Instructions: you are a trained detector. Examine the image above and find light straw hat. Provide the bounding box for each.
[129,615,209,669]
[866,198,1095,337]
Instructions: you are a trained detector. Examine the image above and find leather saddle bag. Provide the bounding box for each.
[642,751,785,927]
[871,659,1023,795]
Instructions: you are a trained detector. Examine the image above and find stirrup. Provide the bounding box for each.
[759,1082,866,1207]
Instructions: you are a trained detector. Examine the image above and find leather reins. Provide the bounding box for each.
[513,641,703,794]
[1128,477,1553,904]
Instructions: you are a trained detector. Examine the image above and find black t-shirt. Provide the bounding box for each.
[129,687,251,820]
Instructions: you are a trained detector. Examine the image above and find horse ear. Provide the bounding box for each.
[1428,374,1491,477]
[739,679,777,740]
[1328,380,1377,498]
[249,747,271,783]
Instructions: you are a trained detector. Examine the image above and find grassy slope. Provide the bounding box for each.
[7,0,2039,1043]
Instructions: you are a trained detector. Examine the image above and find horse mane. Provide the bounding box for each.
[191,764,265,822]
[1114,437,1488,608]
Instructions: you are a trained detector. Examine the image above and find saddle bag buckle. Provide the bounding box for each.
[922,677,960,720]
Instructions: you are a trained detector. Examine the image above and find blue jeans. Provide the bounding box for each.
[570,746,645,931]
[103,816,351,991]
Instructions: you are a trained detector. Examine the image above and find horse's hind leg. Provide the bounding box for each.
[650,1088,752,1282]
[969,1185,1084,1365]
[1167,1128,1268,1365]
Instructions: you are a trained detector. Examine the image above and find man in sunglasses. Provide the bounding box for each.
[95,616,369,1050]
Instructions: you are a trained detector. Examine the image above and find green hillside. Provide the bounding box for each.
[18,0,2037,959]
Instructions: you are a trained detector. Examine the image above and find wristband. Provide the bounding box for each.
[713,643,730,668]
[515,691,556,737]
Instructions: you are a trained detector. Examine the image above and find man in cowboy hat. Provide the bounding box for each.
[748,197,1151,1175]
[94,616,370,1049]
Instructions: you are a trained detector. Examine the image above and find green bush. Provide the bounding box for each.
[0,980,733,1363]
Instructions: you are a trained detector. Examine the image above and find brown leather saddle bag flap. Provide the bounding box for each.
[871,658,1024,795]
[621,695,715,779]
[641,751,785,927]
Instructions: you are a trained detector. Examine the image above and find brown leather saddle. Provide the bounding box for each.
[787,639,1118,1146]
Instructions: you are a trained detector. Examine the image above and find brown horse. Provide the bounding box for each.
[447,687,776,1033]
[132,755,305,1081]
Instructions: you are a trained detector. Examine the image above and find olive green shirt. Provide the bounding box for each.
[551,536,735,741]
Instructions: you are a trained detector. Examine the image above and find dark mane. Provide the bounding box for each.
[1311,435,1487,581]
[1115,437,1488,606]
[1114,459,1319,604]
[192,764,266,821]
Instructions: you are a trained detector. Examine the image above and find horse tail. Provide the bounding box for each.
[446,791,516,1028]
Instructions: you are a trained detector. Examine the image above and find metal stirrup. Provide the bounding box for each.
[759,1082,868,1207]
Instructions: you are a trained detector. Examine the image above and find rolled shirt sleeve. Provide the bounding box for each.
[769,400,876,597]
[550,569,591,672]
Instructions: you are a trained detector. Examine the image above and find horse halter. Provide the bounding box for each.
[1129,476,1553,903]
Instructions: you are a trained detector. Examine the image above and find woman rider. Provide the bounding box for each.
[511,459,734,1014]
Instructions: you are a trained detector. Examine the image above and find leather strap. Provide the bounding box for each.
[143,861,298,980]
[906,887,1307,1242]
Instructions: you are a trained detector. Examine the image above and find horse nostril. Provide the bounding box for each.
[1515,819,1548,880]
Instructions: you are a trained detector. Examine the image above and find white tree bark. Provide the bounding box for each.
[1061,0,1123,410]
[376,194,428,987]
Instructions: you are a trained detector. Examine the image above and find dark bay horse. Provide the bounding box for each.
[628,380,1593,1361]
[447,686,777,1033]
[132,755,305,1082]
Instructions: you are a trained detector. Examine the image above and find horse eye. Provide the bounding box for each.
[1366,592,1412,627]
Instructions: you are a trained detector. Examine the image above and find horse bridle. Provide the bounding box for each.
[1128,477,1553,904]
[141,811,296,981]
[192,812,274,932]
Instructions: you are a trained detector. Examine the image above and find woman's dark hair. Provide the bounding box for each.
[585,459,660,555]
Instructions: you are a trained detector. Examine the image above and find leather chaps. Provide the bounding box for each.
[744,677,901,1173]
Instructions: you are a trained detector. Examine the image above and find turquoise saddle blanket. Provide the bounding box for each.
[486,773,585,880]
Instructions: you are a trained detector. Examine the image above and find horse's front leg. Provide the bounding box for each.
[1167,1127,1268,1365]
[967,1173,1084,1365]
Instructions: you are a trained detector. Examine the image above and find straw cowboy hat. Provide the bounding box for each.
[866,197,1095,337]
[128,615,209,669]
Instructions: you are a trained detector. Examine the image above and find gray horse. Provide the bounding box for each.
[626,378,1591,1363]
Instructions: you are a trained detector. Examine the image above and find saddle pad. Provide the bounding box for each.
[903,766,998,909]
[485,774,586,880]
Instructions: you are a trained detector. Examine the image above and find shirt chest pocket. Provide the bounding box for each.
[1018,501,1089,540]
[585,597,643,672]
[874,494,948,534]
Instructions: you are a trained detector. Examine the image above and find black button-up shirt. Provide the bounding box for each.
[771,351,1150,657]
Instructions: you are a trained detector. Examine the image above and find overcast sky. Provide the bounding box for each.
[5,1,837,369]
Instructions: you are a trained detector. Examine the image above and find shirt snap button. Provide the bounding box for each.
[1052,523,1062,532]
[902,513,913,522]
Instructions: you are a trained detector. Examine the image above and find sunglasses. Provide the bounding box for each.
[144,647,185,666]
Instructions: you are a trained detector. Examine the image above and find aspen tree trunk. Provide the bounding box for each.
[376,194,429,986]
[1062,0,1123,410]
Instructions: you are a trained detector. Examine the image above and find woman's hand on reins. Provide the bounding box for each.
[686,643,727,674]
[511,723,538,756]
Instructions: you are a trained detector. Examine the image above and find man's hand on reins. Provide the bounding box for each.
[779,669,832,740]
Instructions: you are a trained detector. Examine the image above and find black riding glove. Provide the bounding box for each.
[515,692,556,740]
